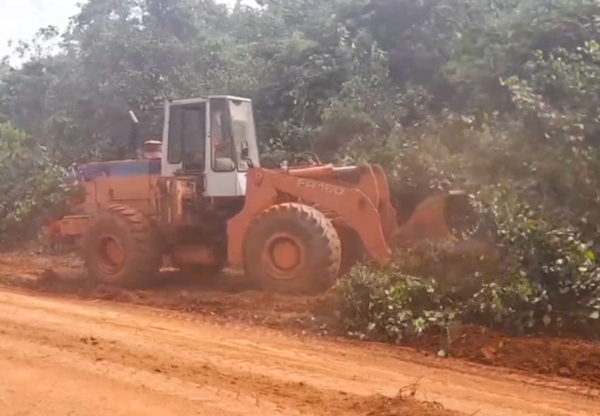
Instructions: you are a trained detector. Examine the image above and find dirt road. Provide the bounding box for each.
[0,289,598,416]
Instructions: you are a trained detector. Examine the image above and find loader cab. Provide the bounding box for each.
[162,95,260,197]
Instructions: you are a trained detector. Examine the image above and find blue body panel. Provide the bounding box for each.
[76,159,161,181]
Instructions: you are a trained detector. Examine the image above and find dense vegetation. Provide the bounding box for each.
[2,0,600,340]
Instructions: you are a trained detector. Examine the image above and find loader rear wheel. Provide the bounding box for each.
[243,203,341,294]
[81,204,162,287]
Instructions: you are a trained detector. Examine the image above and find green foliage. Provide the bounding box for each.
[338,186,600,341]
[0,123,73,246]
[475,187,600,334]
[337,264,458,343]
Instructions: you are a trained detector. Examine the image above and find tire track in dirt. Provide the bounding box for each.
[0,289,456,416]
[0,289,599,416]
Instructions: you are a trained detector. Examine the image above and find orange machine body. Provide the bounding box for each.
[52,161,470,270]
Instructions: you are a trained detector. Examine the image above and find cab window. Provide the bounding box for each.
[167,102,206,172]
[210,98,236,172]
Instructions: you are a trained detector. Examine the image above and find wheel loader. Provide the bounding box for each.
[50,95,486,294]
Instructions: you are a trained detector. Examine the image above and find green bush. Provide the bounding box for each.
[0,123,73,247]
[337,186,600,341]
[336,263,457,343]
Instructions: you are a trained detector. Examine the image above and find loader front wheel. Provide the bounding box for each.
[244,203,341,294]
[82,204,162,287]
[336,226,365,277]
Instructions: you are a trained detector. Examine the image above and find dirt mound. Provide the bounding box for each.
[2,251,600,390]
[450,326,600,385]
[408,325,600,386]
[345,396,457,416]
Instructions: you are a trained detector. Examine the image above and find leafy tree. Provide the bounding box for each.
[0,123,72,246]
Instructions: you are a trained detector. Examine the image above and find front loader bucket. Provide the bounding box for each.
[392,190,497,259]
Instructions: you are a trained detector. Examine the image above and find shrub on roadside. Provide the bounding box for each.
[0,123,73,247]
[336,186,600,342]
[336,263,457,343]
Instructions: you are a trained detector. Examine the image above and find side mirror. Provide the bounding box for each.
[128,110,139,157]
[128,110,139,124]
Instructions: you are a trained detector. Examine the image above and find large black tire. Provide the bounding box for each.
[243,203,342,294]
[81,204,162,287]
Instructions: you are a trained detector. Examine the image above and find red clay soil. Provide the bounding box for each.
[348,396,454,416]
[407,325,600,387]
[2,251,600,389]
[0,288,468,416]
